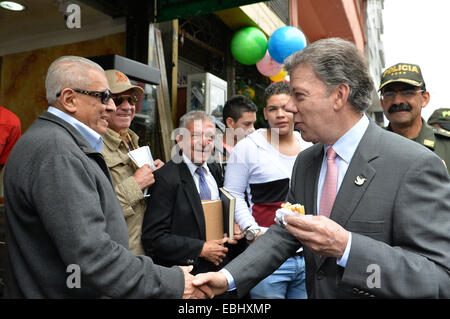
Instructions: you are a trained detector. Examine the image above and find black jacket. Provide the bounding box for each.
[142,158,245,275]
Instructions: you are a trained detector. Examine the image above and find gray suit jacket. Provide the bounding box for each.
[3,111,184,298]
[225,120,450,298]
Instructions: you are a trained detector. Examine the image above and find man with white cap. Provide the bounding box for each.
[102,69,164,255]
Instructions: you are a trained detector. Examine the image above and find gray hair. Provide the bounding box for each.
[284,38,374,113]
[178,110,215,129]
[45,56,104,105]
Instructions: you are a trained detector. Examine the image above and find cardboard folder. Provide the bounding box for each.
[201,188,235,241]
[201,199,223,241]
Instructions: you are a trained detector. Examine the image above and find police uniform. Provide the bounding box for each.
[380,63,450,174]
[386,119,450,174]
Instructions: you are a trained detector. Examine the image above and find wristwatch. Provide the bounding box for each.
[244,227,261,242]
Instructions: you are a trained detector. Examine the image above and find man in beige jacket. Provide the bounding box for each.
[102,69,163,255]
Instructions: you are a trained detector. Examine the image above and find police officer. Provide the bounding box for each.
[379,62,450,173]
[428,108,450,132]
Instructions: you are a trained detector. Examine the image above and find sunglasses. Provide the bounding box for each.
[112,95,138,106]
[56,88,113,105]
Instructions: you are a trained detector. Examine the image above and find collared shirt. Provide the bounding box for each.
[182,153,220,200]
[317,115,370,213]
[47,106,103,152]
[317,115,369,267]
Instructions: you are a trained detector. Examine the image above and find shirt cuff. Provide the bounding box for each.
[219,268,236,291]
[336,232,352,268]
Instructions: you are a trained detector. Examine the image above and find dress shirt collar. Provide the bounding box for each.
[47,106,103,152]
[324,115,370,163]
[182,153,210,177]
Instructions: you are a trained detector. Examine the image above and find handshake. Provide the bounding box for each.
[180,266,229,299]
[180,212,351,298]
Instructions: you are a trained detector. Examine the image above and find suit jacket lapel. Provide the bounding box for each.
[315,121,379,269]
[330,121,379,227]
[179,162,207,239]
[304,146,323,216]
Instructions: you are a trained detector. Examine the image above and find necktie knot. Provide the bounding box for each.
[327,147,337,161]
[195,167,205,176]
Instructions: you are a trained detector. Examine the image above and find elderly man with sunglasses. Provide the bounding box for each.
[102,69,164,255]
[2,56,209,299]
[379,63,450,173]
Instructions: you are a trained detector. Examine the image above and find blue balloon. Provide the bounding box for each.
[268,26,307,64]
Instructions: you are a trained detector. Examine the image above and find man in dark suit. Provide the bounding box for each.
[193,38,450,299]
[142,111,245,277]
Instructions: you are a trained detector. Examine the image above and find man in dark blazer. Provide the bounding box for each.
[193,38,450,299]
[142,111,245,277]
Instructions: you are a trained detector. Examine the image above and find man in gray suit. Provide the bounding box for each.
[3,56,208,298]
[194,38,450,298]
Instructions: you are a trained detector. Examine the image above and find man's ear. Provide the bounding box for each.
[333,83,350,111]
[225,117,235,129]
[421,91,430,108]
[59,88,77,114]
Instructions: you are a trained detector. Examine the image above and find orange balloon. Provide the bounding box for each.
[269,69,287,82]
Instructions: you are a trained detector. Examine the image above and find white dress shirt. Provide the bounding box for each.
[317,115,369,267]
[182,154,220,200]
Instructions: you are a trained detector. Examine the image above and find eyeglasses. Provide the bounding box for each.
[56,88,113,105]
[381,89,424,100]
[112,95,138,106]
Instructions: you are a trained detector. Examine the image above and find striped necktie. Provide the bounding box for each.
[319,148,338,218]
[195,167,211,200]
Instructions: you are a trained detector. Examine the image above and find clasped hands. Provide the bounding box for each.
[186,214,350,299]
[181,223,244,299]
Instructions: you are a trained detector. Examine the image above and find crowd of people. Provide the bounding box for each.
[1,37,449,299]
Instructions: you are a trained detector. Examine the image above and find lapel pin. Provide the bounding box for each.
[354,175,367,186]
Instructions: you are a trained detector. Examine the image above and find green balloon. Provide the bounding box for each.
[231,27,268,65]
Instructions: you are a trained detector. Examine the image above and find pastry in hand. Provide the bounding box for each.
[274,202,305,227]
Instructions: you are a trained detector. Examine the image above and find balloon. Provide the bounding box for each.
[268,26,307,64]
[256,50,283,77]
[269,69,287,82]
[231,27,268,65]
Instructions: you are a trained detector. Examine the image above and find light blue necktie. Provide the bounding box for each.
[195,167,211,200]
